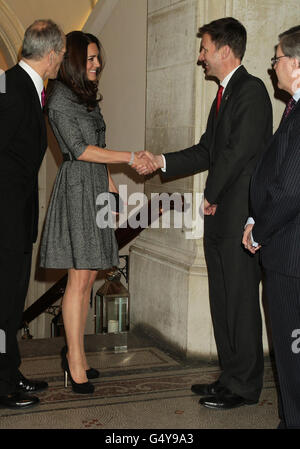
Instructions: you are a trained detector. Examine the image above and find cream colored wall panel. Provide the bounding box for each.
[145,176,193,196]
[137,227,197,261]
[146,64,196,132]
[146,69,171,129]
[83,0,119,33]
[146,126,195,154]
[146,0,199,200]
[232,0,300,130]
[149,0,193,15]
[201,0,226,19]
[148,0,173,14]
[130,245,190,353]
[148,0,197,71]
[186,269,216,358]
[98,0,147,151]
[168,63,196,128]
[5,0,92,31]
[94,0,147,262]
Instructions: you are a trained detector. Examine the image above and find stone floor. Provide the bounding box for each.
[0,330,281,432]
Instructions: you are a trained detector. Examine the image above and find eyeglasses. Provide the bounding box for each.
[271,55,290,67]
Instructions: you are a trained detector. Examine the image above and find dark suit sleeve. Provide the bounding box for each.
[204,81,271,204]
[0,92,25,154]
[252,124,300,245]
[162,105,215,178]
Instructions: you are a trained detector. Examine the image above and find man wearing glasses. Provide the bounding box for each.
[243,28,300,428]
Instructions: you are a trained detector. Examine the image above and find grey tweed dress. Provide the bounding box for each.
[40,81,119,270]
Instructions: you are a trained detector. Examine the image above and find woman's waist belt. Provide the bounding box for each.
[62,153,73,161]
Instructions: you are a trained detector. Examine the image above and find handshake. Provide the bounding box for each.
[129,150,218,216]
[130,151,164,175]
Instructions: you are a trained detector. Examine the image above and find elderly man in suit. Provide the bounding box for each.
[243,28,300,429]
[0,20,65,409]
[137,17,273,409]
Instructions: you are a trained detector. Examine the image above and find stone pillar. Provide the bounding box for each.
[129,0,300,359]
[130,0,215,359]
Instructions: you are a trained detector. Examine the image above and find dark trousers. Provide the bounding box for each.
[204,235,264,401]
[0,248,32,395]
[264,270,300,429]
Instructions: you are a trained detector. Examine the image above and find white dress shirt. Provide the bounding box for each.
[161,65,242,171]
[220,65,241,92]
[18,59,44,106]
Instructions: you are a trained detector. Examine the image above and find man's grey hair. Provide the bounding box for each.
[21,19,65,61]
[279,29,300,61]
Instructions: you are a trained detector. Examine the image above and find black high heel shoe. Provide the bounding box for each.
[61,346,100,379]
[61,349,94,394]
[86,368,100,379]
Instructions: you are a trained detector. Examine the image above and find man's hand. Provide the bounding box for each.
[132,151,163,175]
[203,198,217,216]
[242,223,261,254]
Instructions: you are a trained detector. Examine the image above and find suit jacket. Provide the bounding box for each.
[163,66,273,238]
[0,64,47,252]
[251,100,300,278]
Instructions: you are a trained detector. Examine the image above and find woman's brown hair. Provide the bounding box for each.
[58,31,105,110]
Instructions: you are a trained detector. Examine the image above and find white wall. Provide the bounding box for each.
[4,0,93,31]
[84,0,148,256]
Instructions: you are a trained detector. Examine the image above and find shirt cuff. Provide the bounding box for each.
[245,217,259,247]
[245,216,255,226]
[161,154,166,172]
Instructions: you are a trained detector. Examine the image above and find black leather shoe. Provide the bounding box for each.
[0,392,40,409]
[199,389,258,410]
[191,380,225,396]
[16,371,48,393]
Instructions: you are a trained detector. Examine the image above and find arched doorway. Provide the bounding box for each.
[0,36,12,69]
[0,0,24,67]
[0,45,8,70]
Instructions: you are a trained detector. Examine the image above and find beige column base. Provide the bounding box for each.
[129,227,218,360]
[129,227,271,360]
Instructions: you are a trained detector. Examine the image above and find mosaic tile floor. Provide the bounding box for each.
[0,333,280,430]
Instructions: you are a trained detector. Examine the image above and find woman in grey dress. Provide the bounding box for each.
[40,31,153,394]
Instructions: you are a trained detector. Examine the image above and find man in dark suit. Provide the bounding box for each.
[243,29,300,429]
[0,20,65,409]
[136,17,273,409]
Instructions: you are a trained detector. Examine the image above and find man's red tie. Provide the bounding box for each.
[283,97,296,119]
[41,87,46,108]
[216,85,224,116]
